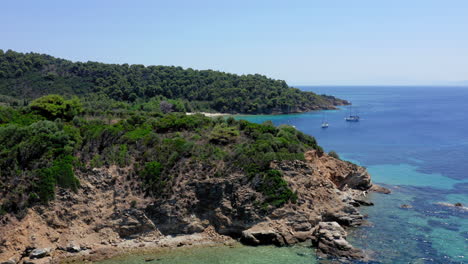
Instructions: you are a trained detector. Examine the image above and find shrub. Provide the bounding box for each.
[36,167,57,203]
[34,154,80,203]
[29,95,83,121]
[328,150,340,160]
[52,155,80,191]
[141,161,165,192]
[209,124,239,145]
[124,127,151,141]
[258,170,294,207]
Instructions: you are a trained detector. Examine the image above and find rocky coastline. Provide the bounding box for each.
[0,150,389,264]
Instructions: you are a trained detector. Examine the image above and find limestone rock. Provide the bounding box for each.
[240,226,286,246]
[370,184,391,194]
[312,222,366,260]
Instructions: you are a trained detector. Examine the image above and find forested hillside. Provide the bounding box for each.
[0,95,323,216]
[0,50,347,114]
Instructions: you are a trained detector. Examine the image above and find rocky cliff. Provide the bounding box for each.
[0,150,389,263]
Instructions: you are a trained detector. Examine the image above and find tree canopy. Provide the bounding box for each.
[0,49,348,114]
[29,94,82,120]
[0,98,323,216]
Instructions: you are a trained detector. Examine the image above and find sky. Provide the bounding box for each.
[1,0,467,85]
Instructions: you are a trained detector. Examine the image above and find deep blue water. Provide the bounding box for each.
[239,86,468,263]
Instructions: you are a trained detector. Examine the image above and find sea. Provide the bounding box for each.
[99,86,468,264]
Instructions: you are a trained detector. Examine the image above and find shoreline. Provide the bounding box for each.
[185,107,342,118]
[0,152,388,264]
[59,228,237,264]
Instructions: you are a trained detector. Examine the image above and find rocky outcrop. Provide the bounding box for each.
[312,222,366,261]
[0,150,389,262]
[109,209,157,238]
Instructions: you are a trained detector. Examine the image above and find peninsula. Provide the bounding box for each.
[0,51,388,263]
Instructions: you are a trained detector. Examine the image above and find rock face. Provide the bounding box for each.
[110,209,156,238]
[0,150,389,262]
[312,222,366,260]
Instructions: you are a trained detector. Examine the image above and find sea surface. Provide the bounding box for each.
[100,86,468,264]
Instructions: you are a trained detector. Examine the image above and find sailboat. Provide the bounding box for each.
[321,112,329,128]
[345,104,360,122]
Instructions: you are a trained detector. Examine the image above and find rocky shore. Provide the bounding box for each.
[0,150,389,263]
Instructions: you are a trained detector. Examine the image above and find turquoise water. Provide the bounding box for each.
[238,86,468,263]
[101,86,468,263]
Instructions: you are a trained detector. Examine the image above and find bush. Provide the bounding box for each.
[209,124,239,145]
[328,150,340,160]
[52,155,79,191]
[141,161,165,193]
[29,95,83,121]
[258,170,295,207]
[34,155,79,203]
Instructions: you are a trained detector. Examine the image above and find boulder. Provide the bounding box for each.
[338,167,372,190]
[370,184,391,194]
[312,222,366,261]
[322,206,364,226]
[240,228,286,246]
[1,259,17,264]
[29,248,50,259]
[66,243,81,253]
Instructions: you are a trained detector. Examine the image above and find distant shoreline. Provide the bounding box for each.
[186,112,232,117]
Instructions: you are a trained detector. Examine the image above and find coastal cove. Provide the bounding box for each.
[91,86,468,264]
[238,86,468,263]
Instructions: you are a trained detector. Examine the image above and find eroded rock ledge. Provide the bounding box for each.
[0,150,389,263]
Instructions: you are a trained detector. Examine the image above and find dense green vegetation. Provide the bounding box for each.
[328,150,340,160]
[0,95,323,217]
[0,49,347,114]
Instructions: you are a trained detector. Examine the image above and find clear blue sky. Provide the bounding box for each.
[1,0,467,85]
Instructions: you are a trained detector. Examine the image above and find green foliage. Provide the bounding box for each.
[0,102,323,215]
[124,127,151,141]
[141,161,163,186]
[90,154,103,168]
[209,124,239,145]
[34,155,79,204]
[258,170,295,207]
[51,155,79,191]
[0,50,346,114]
[0,115,80,212]
[36,168,56,203]
[29,94,83,121]
[108,144,129,167]
[328,150,340,160]
[152,113,211,132]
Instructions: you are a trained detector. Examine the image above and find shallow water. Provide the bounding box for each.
[100,86,468,264]
[97,244,318,264]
